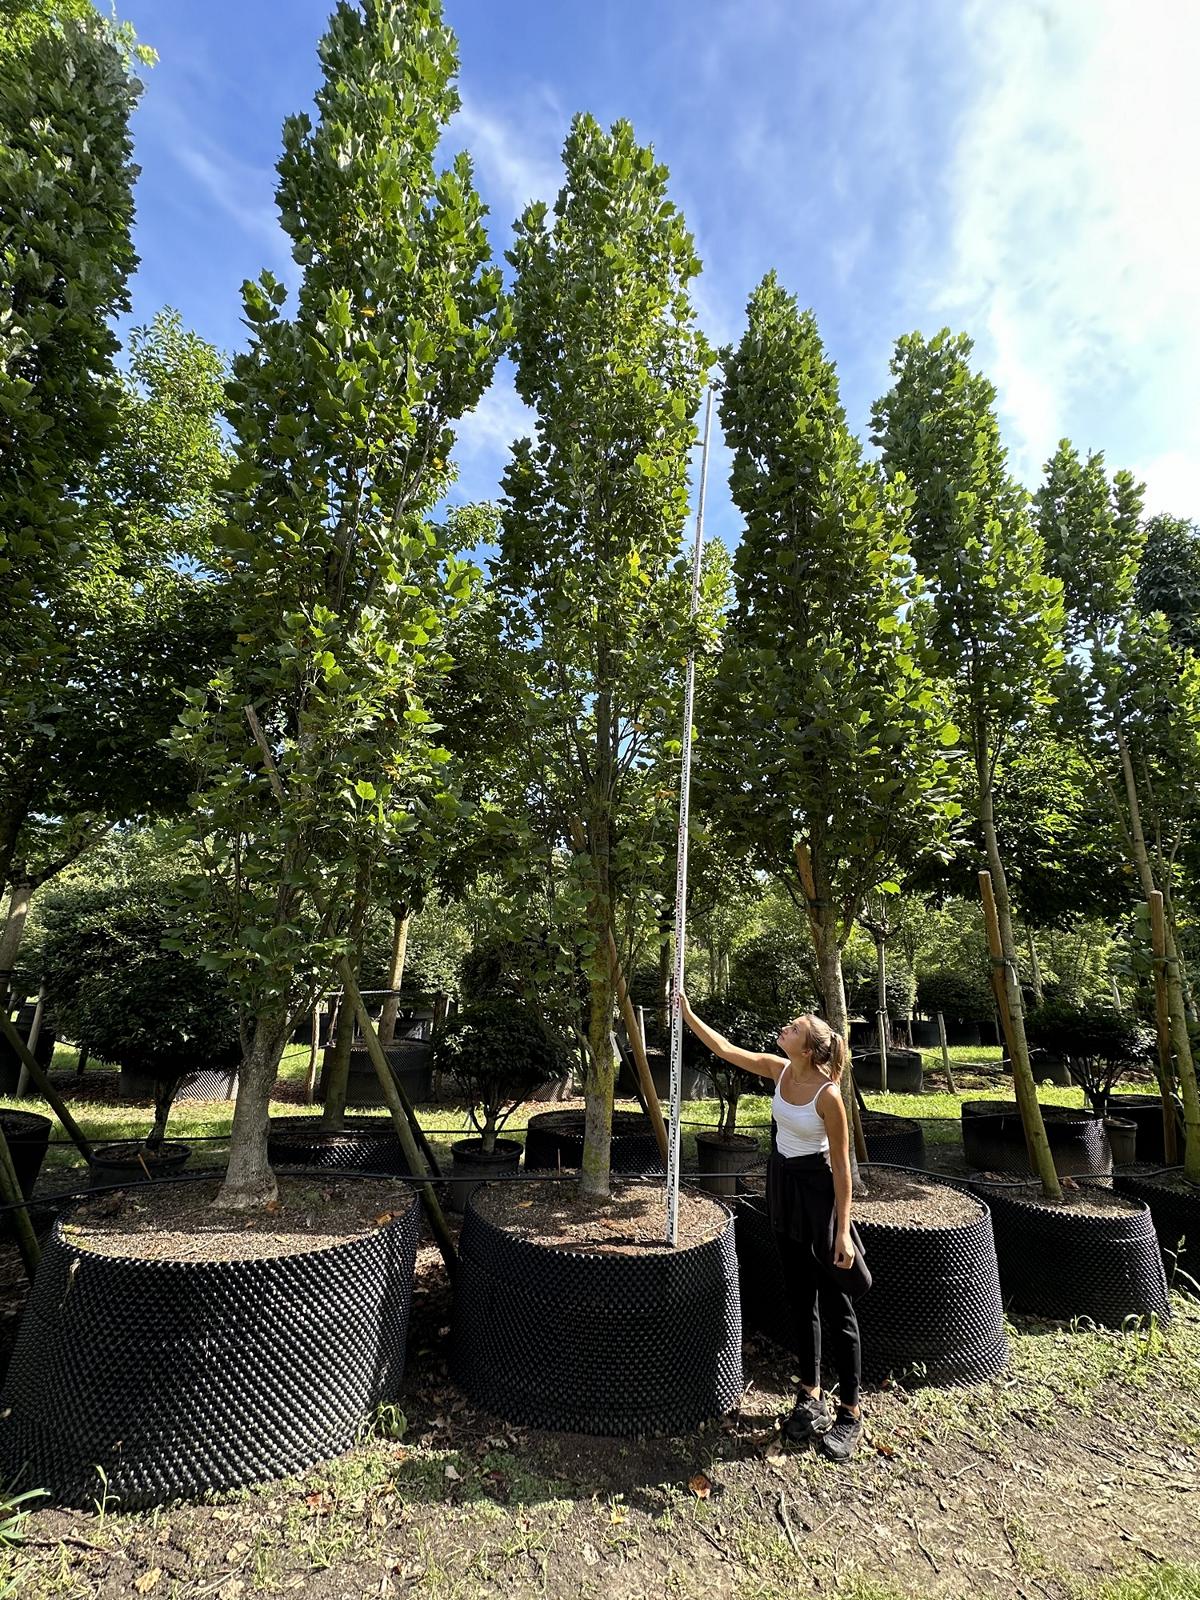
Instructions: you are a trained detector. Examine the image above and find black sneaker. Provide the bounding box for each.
[819,1407,862,1462]
[781,1390,830,1443]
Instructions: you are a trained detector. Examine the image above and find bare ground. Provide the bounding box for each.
[2,1209,1198,1600]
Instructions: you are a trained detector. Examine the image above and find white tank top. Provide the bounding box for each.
[772,1070,831,1158]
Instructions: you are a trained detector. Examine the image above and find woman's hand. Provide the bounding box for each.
[678,988,695,1025]
[834,1228,855,1269]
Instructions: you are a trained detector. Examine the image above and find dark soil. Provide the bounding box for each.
[1124,1164,1200,1195]
[472,1178,727,1253]
[60,1177,411,1262]
[853,1169,979,1227]
[971,1174,1147,1218]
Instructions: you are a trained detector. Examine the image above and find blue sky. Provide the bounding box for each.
[118,0,1198,550]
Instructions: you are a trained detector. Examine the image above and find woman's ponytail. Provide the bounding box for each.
[827,1031,848,1083]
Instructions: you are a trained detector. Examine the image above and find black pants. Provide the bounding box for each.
[768,1150,865,1409]
[774,1228,862,1407]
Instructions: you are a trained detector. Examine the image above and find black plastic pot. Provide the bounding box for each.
[0,1110,52,1200]
[1104,1117,1137,1167]
[89,1142,191,1189]
[0,1187,421,1507]
[695,1131,759,1198]
[1030,1054,1072,1087]
[735,1167,1009,1386]
[861,1111,927,1169]
[619,1046,706,1102]
[1107,1094,1182,1167]
[961,1101,1112,1179]
[447,1137,522,1213]
[0,1004,56,1093]
[942,1020,982,1048]
[117,1064,160,1103]
[852,1048,923,1094]
[1114,1167,1200,1283]
[451,1185,742,1435]
[318,1042,434,1110]
[910,1020,940,1049]
[177,1065,239,1101]
[966,1177,1170,1325]
[523,1109,664,1176]
[267,1115,413,1176]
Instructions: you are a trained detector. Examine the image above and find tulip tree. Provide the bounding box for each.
[706,279,961,1137]
[871,330,1064,1197]
[1037,442,1200,1179]
[496,114,716,1198]
[0,5,142,897]
[171,0,507,1208]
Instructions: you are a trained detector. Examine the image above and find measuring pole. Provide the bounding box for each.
[666,386,714,1246]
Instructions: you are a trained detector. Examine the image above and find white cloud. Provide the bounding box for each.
[939,0,1200,495]
[1135,451,1199,520]
[448,94,563,227]
[452,367,535,466]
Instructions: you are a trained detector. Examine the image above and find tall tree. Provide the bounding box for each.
[0,4,143,896]
[1037,442,1200,1178]
[171,0,507,1208]
[872,330,1063,1197]
[1136,514,1200,654]
[706,279,961,1137]
[496,113,715,1197]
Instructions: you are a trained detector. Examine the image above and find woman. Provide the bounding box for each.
[681,995,869,1461]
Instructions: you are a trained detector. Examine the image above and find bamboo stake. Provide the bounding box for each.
[568,816,668,1165]
[244,706,457,1272]
[979,871,1061,1200]
[0,1013,94,1163]
[1151,891,1195,1177]
[0,1120,39,1280]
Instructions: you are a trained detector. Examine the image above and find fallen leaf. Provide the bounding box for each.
[688,1473,712,1500]
[134,1570,162,1595]
[874,1440,897,1459]
[765,1452,787,1469]
[374,1212,396,1226]
[610,1504,627,1525]
[444,1463,461,1482]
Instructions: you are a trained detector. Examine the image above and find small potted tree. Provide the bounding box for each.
[1026,1000,1154,1162]
[41,886,240,1183]
[433,997,567,1210]
[686,998,771,1196]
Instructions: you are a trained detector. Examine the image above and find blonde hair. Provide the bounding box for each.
[793,1014,848,1082]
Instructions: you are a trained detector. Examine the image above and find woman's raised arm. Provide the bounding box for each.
[679,992,787,1082]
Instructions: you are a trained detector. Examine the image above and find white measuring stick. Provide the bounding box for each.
[666,386,714,1246]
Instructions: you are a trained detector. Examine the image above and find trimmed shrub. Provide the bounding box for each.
[916,966,993,1024]
[1025,1001,1155,1117]
[40,886,239,1147]
[432,998,568,1152]
[684,998,776,1135]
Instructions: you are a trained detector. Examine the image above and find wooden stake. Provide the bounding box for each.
[0,1013,94,1164]
[304,1002,322,1107]
[979,871,1060,1200]
[0,1119,39,1280]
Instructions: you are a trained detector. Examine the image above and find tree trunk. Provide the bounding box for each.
[656,928,671,1045]
[874,928,889,1089]
[978,774,1060,1199]
[1026,927,1044,1006]
[580,797,615,1199]
[321,862,372,1132]
[0,783,33,924]
[377,904,410,1047]
[215,1007,292,1210]
[320,997,356,1132]
[1114,722,1199,1166]
[0,877,35,1011]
